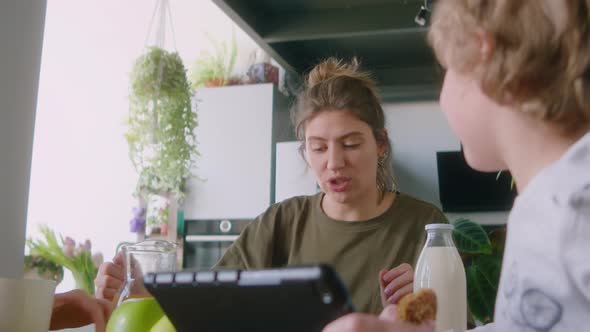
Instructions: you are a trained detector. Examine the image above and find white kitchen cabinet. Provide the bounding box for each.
[183,84,275,219]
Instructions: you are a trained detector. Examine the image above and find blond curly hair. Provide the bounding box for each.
[428,0,590,132]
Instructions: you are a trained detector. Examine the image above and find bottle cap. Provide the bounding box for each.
[425,223,454,231]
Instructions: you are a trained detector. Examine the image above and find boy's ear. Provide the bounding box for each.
[473,28,520,107]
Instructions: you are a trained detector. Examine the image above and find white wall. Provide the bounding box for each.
[27,0,261,293]
[0,0,47,279]
[384,102,509,225]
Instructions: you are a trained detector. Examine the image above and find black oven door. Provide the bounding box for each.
[183,219,250,270]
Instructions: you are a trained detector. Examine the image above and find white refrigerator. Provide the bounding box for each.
[274,141,318,203]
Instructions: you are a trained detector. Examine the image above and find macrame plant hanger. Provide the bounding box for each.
[145,0,177,51]
[144,0,178,145]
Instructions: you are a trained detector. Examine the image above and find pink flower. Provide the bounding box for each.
[64,236,75,247]
[74,244,85,257]
[63,244,75,257]
[83,239,91,252]
[91,253,104,268]
[62,236,76,257]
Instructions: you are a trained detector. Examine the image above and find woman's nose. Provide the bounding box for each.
[326,147,345,170]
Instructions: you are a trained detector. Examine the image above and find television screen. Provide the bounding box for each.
[436,151,516,212]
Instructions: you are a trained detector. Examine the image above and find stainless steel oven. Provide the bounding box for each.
[182,219,251,270]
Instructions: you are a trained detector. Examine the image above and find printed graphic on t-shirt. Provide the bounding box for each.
[569,183,590,213]
[500,263,563,331]
[564,181,590,302]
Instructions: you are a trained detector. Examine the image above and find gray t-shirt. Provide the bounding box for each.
[474,131,590,331]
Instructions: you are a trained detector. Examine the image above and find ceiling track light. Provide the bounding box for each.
[415,0,434,26]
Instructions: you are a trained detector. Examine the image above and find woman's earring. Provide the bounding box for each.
[378,152,388,167]
[378,156,385,167]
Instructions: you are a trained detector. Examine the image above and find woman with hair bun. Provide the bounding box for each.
[96,57,446,315]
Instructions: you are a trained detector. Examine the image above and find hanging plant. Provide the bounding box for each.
[126,46,198,203]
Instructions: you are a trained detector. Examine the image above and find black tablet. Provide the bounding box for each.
[144,265,355,332]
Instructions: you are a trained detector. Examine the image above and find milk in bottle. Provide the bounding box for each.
[414,223,467,332]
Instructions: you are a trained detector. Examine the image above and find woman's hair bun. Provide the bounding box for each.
[306,57,372,88]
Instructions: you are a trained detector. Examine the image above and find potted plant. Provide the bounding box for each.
[24,255,64,284]
[126,46,198,236]
[452,218,506,325]
[190,32,239,89]
[26,226,103,295]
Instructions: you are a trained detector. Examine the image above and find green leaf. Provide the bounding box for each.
[488,226,507,255]
[465,255,502,324]
[474,255,502,291]
[453,218,492,254]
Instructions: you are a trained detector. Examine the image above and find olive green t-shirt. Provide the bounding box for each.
[215,192,447,314]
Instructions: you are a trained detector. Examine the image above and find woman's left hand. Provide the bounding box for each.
[379,263,414,306]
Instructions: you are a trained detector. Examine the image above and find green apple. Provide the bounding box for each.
[106,297,165,332]
[150,315,177,332]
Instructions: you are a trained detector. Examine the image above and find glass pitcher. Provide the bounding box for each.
[114,240,177,306]
[414,224,467,332]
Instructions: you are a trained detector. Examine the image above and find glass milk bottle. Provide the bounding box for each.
[414,224,466,332]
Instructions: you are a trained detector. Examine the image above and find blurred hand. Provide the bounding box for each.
[323,305,434,332]
[50,289,114,332]
[94,252,124,301]
[379,263,414,307]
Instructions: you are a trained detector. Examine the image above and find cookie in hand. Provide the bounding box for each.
[396,288,437,324]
